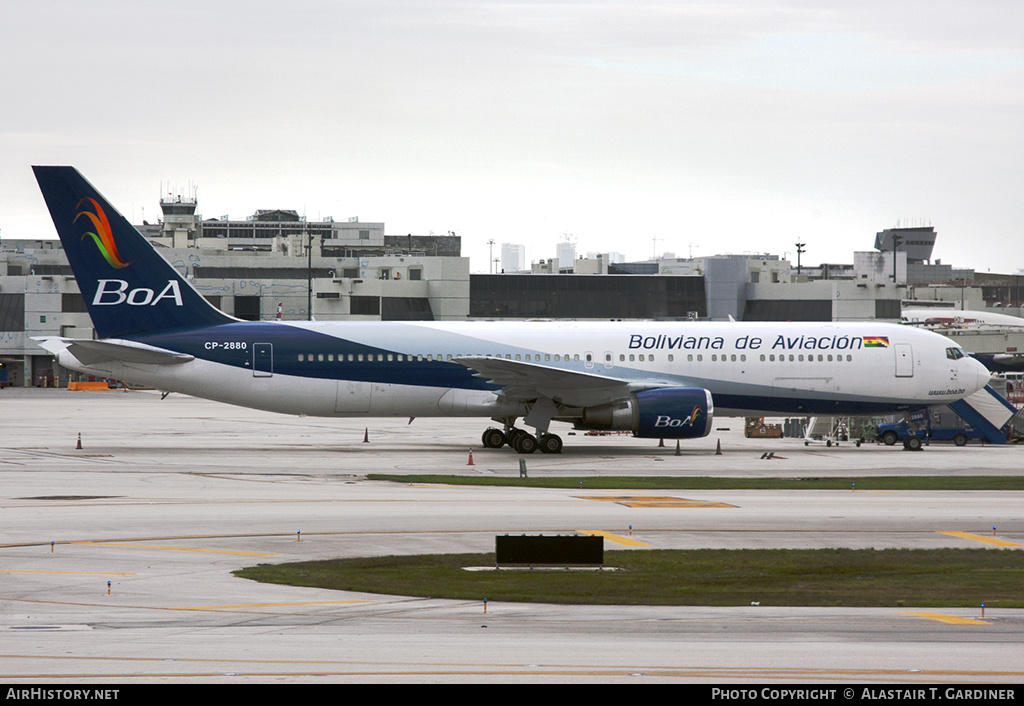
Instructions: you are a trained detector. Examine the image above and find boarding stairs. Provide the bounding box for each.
[947,385,1021,444]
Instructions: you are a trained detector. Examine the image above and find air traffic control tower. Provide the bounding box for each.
[160,191,198,248]
[874,226,937,265]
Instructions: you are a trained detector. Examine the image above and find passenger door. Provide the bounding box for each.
[253,343,273,378]
[894,343,914,378]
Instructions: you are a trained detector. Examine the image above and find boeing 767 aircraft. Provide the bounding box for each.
[33,166,992,452]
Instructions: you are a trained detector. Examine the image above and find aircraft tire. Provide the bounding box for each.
[538,433,563,454]
[514,433,538,454]
[482,428,507,449]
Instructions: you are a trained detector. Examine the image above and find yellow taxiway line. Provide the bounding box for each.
[171,600,373,610]
[0,570,135,576]
[576,529,650,547]
[578,495,735,508]
[937,531,1022,548]
[72,541,276,556]
[898,611,991,625]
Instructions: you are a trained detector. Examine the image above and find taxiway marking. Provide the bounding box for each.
[898,611,991,625]
[576,530,650,547]
[937,531,1022,548]
[578,495,736,508]
[0,570,135,576]
[171,600,373,610]
[72,541,277,556]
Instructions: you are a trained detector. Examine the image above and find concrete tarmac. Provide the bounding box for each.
[1,388,1022,684]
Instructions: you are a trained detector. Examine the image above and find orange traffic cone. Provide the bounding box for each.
[467,449,475,466]
[76,433,83,450]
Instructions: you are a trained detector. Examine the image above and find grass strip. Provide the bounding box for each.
[235,548,1024,607]
[367,474,1024,491]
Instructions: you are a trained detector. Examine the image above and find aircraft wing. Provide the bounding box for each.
[455,355,670,407]
[34,337,195,366]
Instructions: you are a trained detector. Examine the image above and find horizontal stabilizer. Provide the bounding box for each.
[947,385,1018,444]
[34,337,195,366]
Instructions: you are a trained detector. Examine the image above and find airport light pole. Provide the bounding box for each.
[795,242,805,276]
[891,234,902,284]
[306,227,313,321]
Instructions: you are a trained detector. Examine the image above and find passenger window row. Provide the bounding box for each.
[296,352,583,363]
[294,351,856,364]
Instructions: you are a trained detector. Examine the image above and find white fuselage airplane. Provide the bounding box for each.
[32,167,992,453]
[902,308,1024,331]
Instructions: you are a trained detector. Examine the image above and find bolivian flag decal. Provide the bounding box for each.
[862,336,890,347]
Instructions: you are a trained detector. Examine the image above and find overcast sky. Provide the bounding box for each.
[2,1,1022,274]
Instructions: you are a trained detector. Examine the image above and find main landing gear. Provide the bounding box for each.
[481,426,562,454]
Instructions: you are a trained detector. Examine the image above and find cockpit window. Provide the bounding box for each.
[946,347,965,360]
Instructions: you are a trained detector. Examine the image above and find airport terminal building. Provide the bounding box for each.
[2,192,1022,387]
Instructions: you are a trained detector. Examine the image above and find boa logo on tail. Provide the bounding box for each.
[74,198,132,269]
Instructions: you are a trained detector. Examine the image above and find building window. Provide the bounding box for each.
[350,296,380,316]
[61,293,88,313]
[234,295,261,321]
[876,299,901,319]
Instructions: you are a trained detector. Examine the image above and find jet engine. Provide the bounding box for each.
[579,387,714,439]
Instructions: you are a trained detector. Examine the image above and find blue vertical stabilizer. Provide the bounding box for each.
[33,166,233,339]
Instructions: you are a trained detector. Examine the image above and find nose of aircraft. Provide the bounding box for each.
[970,357,992,393]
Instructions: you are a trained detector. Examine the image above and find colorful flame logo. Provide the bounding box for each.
[74,197,131,269]
[683,405,703,426]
